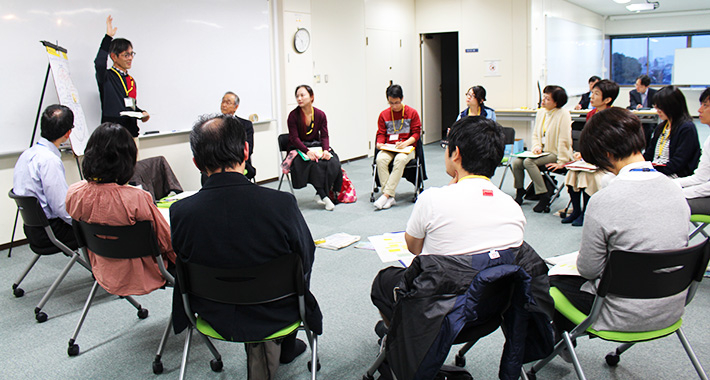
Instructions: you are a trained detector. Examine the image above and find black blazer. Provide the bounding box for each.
[643,119,700,178]
[628,88,657,110]
[236,116,257,179]
[170,172,322,340]
[577,91,591,109]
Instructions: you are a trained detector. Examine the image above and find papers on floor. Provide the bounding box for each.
[315,233,360,250]
[298,147,324,161]
[512,151,550,159]
[379,144,415,154]
[119,111,145,118]
[368,232,414,267]
[565,160,597,172]
[546,251,580,276]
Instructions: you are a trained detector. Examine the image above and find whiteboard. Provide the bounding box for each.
[545,16,603,98]
[673,48,710,86]
[0,0,273,156]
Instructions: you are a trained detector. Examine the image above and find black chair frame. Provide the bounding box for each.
[277,133,295,194]
[369,139,426,203]
[527,239,710,380]
[68,220,175,362]
[497,126,517,188]
[175,253,319,380]
[8,189,91,323]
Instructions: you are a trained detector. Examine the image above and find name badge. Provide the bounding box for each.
[124,97,136,109]
[488,250,500,260]
[389,134,399,141]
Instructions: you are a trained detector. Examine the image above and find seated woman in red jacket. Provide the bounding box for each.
[643,86,700,178]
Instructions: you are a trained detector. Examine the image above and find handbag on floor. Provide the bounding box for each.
[337,169,357,203]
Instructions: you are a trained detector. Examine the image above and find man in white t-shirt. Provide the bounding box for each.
[371,115,526,324]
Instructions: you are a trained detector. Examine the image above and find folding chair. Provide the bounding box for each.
[689,214,710,240]
[527,239,710,380]
[497,126,516,188]
[175,253,319,380]
[8,189,91,322]
[370,139,426,203]
[277,133,295,194]
[67,220,174,359]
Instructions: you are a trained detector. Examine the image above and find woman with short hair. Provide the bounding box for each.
[66,122,175,296]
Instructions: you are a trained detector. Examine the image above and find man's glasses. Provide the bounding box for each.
[440,140,448,149]
[120,51,136,58]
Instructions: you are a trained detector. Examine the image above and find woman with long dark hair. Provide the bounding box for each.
[643,85,700,178]
[286,85,342,211]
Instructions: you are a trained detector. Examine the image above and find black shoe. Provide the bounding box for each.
[514,189,526,205]
[561,211,580,224]
[375,320,388,339]
[280,338,307,364]
[533,193,550,213]
[571,214,584,227]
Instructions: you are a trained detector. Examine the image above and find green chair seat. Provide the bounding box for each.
[690,214,710,224]
[550,287,682,342]
[196,316,301,343]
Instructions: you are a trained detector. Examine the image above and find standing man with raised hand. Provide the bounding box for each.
[373,84,421,210]
[95,15,149,138]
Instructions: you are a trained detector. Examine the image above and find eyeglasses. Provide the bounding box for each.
[465,92,473,98]
[440,140,449,149]
[120,51,136,58]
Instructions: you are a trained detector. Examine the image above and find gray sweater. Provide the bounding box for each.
[577,167,690,332]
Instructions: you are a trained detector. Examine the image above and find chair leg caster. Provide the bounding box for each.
[35,311,48,323]
[605,352,620,366]
[210,359,223,372]
[137,308,149,319]
[308,360,321,372]
[454,354,465,367]
[152,359,164,374]
[68,341,80,356]
[12,285,24,298]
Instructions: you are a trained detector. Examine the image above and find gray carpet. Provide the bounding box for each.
[2,130,710,379]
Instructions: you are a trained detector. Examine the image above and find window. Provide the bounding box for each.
[610,32,710,85]
[692,35,710,48]
[648,36,686,85]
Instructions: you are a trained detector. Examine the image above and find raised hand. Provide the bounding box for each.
[106,15,117,37]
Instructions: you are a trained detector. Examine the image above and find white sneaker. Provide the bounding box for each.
[373,194,388,209]
[314,195,326,205]
[323,197,335,211]
[382,196,396,209]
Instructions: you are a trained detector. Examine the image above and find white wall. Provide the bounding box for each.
[606,12,710,36]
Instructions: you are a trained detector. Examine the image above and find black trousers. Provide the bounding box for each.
[549,275,595,334]
[24,218,78,253]
[370,266,407,323]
